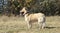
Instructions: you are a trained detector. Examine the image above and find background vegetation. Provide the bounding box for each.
[0,0,60,16]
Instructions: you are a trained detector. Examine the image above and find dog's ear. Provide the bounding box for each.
[25,7,28,11]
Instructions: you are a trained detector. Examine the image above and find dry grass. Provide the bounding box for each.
[0,16,60,33]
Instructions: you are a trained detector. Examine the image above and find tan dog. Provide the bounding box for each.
[20,7,46,29]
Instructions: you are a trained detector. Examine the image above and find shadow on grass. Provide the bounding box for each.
[45,26,60,29]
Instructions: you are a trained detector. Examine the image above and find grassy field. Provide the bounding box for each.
[0,16,60,33]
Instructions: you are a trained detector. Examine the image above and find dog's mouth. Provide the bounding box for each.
[20,12,26,16]
[21,12,24,14]
[20,12,24,15]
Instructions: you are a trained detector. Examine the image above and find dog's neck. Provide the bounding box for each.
[24,12,30,16]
